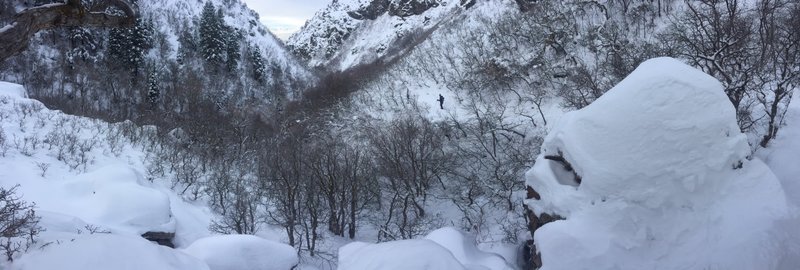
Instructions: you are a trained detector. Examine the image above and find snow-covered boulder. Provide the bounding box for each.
[13,234,208,270]
[525,57,790,270]
[424,227,515,270]
[183,235,298,270]
[338,239,467,270]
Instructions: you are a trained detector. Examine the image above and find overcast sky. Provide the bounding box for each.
[243,0,330,40]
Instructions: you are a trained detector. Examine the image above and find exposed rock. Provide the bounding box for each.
[141,231,175,248]
[388,0,440,17]
[348,0,390,20]
[460,0,476,9]
[515,0,537,12]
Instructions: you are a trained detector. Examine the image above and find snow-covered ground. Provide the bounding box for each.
[759,92,800,269]
[0,82,298,270]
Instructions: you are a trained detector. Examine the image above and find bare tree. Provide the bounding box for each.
[0,0,136,61]
[754,0,800,147]
[666,0,758,131]
[369,115,449,240]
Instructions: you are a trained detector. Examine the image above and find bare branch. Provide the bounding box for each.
[0,0,136,62]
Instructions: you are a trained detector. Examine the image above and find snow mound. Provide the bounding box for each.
[525,57,790,270]
[13,234,208,270]
[338,239,467,270]
[424,227,514,270]
[183,235,298,270]
[21,165,175,235]
[0,81,27,98]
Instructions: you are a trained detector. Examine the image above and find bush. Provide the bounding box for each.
[0,185,42,262]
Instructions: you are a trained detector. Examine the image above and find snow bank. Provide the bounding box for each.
[13,234,208,270]
[14,164,175,235]
[759,93,800,269]
[184,235,298,270]
[0,81,213,267]
[0,81,27,98]
[425,227,514,270]
[338,239,467,270]
[525,57,790,270]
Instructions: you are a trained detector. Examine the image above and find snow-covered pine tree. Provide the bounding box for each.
[249,46,266,84]
[224,25,242,73]
[107,17,153,75]
[147,70,159,103]
[199,2,226,67]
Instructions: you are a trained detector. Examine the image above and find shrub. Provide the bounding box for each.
[0,185,42,262]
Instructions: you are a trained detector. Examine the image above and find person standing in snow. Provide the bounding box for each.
[437,94,444,109]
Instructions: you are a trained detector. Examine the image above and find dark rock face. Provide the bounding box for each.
[348,0,390,20]
[515,0,538,12]
[142,231,175,248]
[348,0,441,20]
[460,0,476,9]
[388,0,440,17]
[524,184,565,269]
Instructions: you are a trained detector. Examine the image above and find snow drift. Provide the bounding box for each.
[525,57,790,270]
[338,239,467,270]
[338,227,515,270]
[183,235,298,270]
[13,234,209,270]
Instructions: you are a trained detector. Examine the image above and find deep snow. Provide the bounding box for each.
[0,82,297,270]
[525,57,791,270]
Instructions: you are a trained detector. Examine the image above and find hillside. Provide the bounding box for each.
[0,0,312,123]
[1,0,799,269]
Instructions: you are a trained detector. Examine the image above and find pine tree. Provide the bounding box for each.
[147,70,159,103]
[250,46,266,83]
[107,17,153,75]
[67,27,100,67]
[199,2,226,66]
[224,27,242,72]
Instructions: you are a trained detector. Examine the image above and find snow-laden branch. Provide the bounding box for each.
[0,0,136,62]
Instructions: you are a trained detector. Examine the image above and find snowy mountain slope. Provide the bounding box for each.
[287,0,471,70]
[0,0,314,115]
[139,0,310,80]
[524,58,791,270]
[0,82,298,270]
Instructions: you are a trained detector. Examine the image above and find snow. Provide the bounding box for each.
[338,239,467,270]
[759,92,800,269]
[424,227,515,270]
[13,234,209,270]
[288,0,462,70]
[184,235,298,270]
[0,22,15,34]
[525,57,791,270]
[0,82,215,267]
[0,81,27,98]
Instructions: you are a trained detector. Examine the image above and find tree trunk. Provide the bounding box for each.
[0,0,136,62]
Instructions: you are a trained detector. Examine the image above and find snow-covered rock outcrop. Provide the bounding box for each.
[524,57,790,270]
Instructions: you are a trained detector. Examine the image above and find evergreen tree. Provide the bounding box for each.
[224,27,242,72]
[107,17,153,75]
[199,2,226,66]
[67,27,100,67]
[249,46,266,83]
[147,70,159,103]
